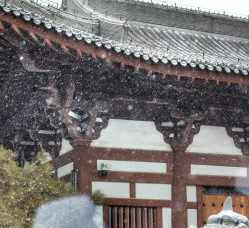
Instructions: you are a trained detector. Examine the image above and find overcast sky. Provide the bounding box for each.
[50,0,249,18]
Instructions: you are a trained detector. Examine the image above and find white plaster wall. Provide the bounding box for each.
[92,181,130,198]
[187,126,242,155]
[186,186,197,202]
[91,119,172,151]
[43,138,73,163]
[135,183,171,200]
[191,164,247,177]
[97,160,167,173]
[187,209,197,228]
[93,206,104,228]
[162,208,172,228]
[59,138,73,155]
[57,162,74,178]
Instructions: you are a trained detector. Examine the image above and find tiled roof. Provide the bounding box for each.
[126,24,249,75]
[2,0,249,76]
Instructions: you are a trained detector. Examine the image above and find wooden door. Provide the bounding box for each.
[106,206,160,228]
[202,194,249,226]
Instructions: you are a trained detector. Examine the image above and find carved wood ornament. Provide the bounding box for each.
[155,111,205,151]
[226,126,249,155]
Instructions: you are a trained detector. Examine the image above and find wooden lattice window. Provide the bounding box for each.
[107,206,159,228]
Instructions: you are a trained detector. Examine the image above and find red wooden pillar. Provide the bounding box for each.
[172,146,188,228]
[74,139,93,195]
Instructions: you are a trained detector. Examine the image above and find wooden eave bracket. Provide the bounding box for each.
[155,111,205,152]
[226,126,249,155]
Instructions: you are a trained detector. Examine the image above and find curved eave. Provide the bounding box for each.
[1,3,249,85]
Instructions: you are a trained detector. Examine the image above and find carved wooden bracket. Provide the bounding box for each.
[3,130,39,167]
[155,111,205,151]
[226,126,249,155]
[66,102,110,141]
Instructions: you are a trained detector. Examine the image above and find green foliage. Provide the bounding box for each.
[0,147,72,228]
[91,190,106,205]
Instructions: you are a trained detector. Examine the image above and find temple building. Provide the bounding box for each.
[2,0,249,227]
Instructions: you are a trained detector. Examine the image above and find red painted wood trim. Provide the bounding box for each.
[103,198,196,209]
[54,148,249,173]
[186,153,249,167]
[93,172,173,184]
[172,149,188,228]
[130,182,136,198]
[197,186,204,228]
[187,202,198,209]
[80,146,172,164]
[187,175,249,188]
[1,14,249,86]
[54,148,249,170]
[103,198,172,207]
[77,147,95,195]
[156,207,163,228]
[103,205,109,228]
[52,150,75,168]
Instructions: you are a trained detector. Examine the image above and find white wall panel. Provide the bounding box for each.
[57,162,73,178]
[187,126,242,155]
[97,160,167,173]
[59,138,73,155]
[186,186,197,202]
[135,183,171,200]
[91,119,172,151]
[92,182,130,198]
[187,209,197,228]
[93,206,104,228]
[162,208,172,228]
[191,164,247,177]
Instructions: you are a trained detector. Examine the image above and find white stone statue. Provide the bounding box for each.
[205,196,249,228]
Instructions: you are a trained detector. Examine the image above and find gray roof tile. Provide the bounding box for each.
[2,1,249,76]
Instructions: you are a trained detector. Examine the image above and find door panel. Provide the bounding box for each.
[202,194,249,226]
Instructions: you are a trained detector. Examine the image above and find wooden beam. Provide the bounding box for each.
[187,175,249,188]
[130,182,136,198]
[93,172,172,184]
[77,146,95,195]
[156,207,163,228]
[185,153,249,167]
[197,186,204,228]
[103,198,172,208]
[75,144,172,164]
